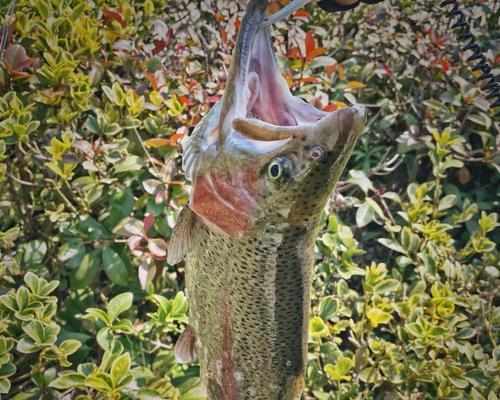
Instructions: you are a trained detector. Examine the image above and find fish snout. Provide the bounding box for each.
[315,104,366,149]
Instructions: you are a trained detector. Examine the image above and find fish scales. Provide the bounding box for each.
[187,224,315,400]
[168,1,366,398]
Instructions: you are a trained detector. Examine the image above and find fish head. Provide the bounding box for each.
[182,0,366,237]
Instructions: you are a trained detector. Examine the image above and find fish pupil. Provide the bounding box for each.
[270,163,280,178]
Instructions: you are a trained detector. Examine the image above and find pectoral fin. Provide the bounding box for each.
[175,325,198,364]
[167,207,198,265]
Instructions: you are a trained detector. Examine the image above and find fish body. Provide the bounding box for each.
[168,1,366,399]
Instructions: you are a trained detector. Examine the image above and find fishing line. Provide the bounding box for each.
[0,0,17,63]
[439,0,499,114]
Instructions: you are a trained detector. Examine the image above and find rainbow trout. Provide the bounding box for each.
[167,1,365,399]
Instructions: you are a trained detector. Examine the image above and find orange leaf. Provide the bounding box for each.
[220,28,228,43]
[306,47,326,61]
[305,31,316,58]
[144,138,172,148]
[144,72,159,91]
[169,132,186,145]
[323,104,338,112]
[300,76,320,83]
[325,64,336,77]
[286,47,303,59]
[268,1,281,14]
[179,95,190,106]
[338,64,346,81]
[294,10,310,18]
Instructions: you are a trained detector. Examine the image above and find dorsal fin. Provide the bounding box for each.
[174,325,198,364]
[167,207,198,265]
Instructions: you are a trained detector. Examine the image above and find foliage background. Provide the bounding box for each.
[0,0,498,398]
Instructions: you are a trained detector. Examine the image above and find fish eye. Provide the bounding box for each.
[267,157,292,181]
[310,146,324,160]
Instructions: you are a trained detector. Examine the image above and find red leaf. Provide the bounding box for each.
[152,39,167,55]
[3,44,39,77]
[102,7,126,28]
[0,18,16,49]
[143,213,155,235]
[148,238,167,259]
[383,64,392,77]
[207,95,222,103]
[305,31,316,58]
[127,235,144,251]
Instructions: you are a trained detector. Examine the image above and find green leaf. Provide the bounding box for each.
[69,250,101,289]
[309,316,329,337]
[96,327,114,351]
[324,356,354,381]
[102,248,129,286]
[16,337,40,353]
[356,201,374,228]
[59,339,81,355]
[15,286,30,311]
[367,308,392,327]
[49,372,86,389]
[438,194,457,211]
[318,296,339,320]
[0,363,15,378]
[107,292,133,323]
[170,292,188,319]
[58,240,86,269]
[110,352,131,387]
[113,155,145,174]
[0,377,10,394]
[19,240,47,268]
[85,372,113,392]
[377,238,406,254]
[83,308,111,325]
[347,170,374,193]
[373,279,400,295]
[33,0,53,18]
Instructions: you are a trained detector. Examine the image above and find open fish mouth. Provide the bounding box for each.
[220,1,366,149]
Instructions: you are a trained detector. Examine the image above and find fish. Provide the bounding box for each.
[167,1,366,399]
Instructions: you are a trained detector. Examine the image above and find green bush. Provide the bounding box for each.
[0,0,498,399]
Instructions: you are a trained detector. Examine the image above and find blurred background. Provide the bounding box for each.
[0,0,498,399]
